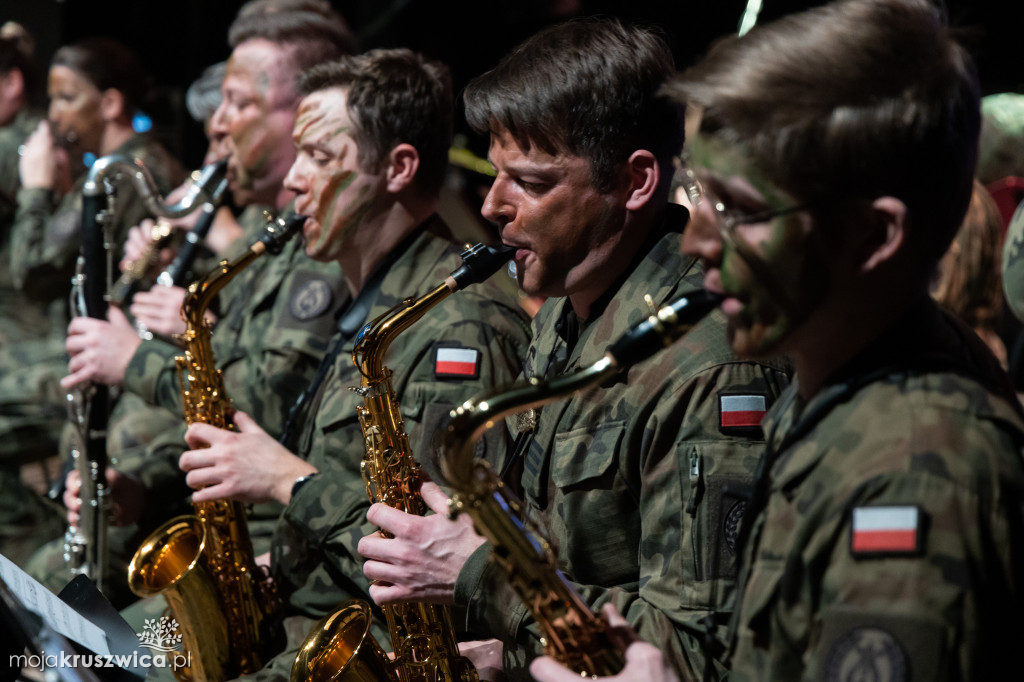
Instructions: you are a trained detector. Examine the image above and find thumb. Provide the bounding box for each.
[232,410,262,434]
[107,305,130,328]
[601,602,639,651]
[419,480,452,516]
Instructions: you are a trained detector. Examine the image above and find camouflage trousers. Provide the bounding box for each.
[0,336,71,566]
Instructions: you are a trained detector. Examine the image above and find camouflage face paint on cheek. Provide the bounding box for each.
[312,167,360,250]
[232,116,276,185]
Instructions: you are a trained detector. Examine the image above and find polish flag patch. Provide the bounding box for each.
[850,506,924,557]
[719,394,767,432]
[434,346,480,379]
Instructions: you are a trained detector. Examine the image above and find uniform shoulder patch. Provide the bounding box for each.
[850,505,925,557]
[434,344,480,380]
[289,277,334,320]
[718,392,767,433]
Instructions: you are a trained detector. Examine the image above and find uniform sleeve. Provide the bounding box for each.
[804,470,1023,682]
[122,337,187,414]
[127,423,193,529]
[9,185,79,303]
[457,359,787,682]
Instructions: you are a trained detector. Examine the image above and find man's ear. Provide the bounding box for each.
[860,196,908,272]
[386,143,420,193]
[100,88,127,123]
[624,149,659,211]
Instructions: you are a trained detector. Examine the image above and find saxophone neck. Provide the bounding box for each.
[440,359,617,492]
[182,212,305,329]
[84,154,229,220]
[353,241,516,382]
[441,289,724,491]
[353,283,452,383]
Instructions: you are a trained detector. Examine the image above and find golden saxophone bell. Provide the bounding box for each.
[291,600,398,682]
[128,515,230,681]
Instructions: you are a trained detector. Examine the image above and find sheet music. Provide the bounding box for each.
[0,552,110,656]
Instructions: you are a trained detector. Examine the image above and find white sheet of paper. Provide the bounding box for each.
[0,552,111,656]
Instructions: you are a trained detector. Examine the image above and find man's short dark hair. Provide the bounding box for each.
[299,48,454,198]
[665,0,980,270]
[228,0,356,82]
[463,16,684,195]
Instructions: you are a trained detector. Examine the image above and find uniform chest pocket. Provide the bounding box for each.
[542,421,634,586]
[550,420,626,489]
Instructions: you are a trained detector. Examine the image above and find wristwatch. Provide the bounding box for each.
[290,473,319,500]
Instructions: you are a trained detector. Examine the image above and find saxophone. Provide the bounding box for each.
[291,242,514,682]
[128,213,304,682]
[439,290,724,678]
[63,155,229,593]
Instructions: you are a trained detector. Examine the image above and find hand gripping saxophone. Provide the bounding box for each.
[63,155,229,594]
[438,290,724,679]
[291,242,514,682]
[128,214,304,682]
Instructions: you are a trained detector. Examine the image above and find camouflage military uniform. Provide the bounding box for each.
[0,132,184,566]
[0,107,51,346]
[452,207,792,682]
[24,205,345,607]
[9,132,185,305]
[727,298,1024,681]
[234,218,532,681]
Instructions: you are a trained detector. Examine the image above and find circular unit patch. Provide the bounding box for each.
[825,626,908,682]
[289,278,333,320]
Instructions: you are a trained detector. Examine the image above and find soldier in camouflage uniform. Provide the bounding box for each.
[0,38,60,564]
[358,19,790,682]
[668,0,1024,680]
[34,6,354,606]
[171,50,531,680]
[0,38,186,566]
[0,35,48,347]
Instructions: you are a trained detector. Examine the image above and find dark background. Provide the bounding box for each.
[3,0,1023,169]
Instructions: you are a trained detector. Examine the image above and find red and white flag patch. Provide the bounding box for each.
[434,346,480,379]
[719,394,767,431]
[850,505,924,556]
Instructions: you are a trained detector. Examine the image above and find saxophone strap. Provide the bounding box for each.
[279,226,424,452]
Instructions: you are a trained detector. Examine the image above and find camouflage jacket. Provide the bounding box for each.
[9,133,185,308]
[237,219,532,681]
[727,298,1024,682]
[453,206,792,682]
[0,109,58,343]
[0,108,41,229]
[122,206,347,531]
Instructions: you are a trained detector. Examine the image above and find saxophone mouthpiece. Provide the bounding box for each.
[261,214,307,255]
[606,289,724,368]
[450,243,517,290]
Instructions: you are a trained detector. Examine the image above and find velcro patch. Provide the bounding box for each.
[850,505,924,557]
[719,393,767,432]
[434,346,480,379]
